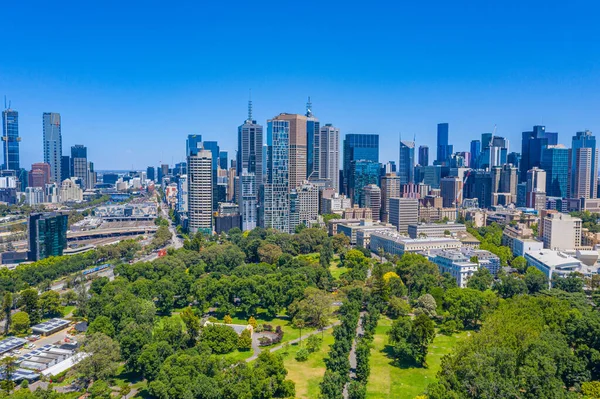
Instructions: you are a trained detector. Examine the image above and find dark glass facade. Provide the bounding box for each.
[28,213,68,261]
[349,160,380,206]
[520,125,558,182]
[541,145,569,198]
[2,109,19,171]
[343,134,379,195]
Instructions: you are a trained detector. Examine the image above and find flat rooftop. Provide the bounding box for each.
[31,318,70,333]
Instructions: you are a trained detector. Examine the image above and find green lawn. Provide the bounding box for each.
[230,311,320,347]
[283,328,335,399]
[366,317,468,399]
[62,305,76,317]
[224,348,254,362]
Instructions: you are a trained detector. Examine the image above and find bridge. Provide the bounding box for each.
[67,226,158,241]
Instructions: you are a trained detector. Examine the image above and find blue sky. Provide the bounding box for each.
[1,0,599,170]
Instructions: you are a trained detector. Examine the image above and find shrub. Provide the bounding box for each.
[295,348,309,362]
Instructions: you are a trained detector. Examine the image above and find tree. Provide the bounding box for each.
[319,238,334,268]
[494,271,527,298]
[38,290,62,317]
[511,256,528,273]
[386,296,411,319]
[61,290,78,306]
[2,293,12,335]
[258,243,283,264]
[75,333,121,382]
[137,341,174,382]
[524,267,549,294]
[238,328,252,350]
[199,324,239,354]
[0,356,16,393]
[295,348,309,361]
[293,318,306,347]
[554,273,585,293]
[348,380,366,399]
[11,311,30,334]
[414,294,437,317]
[17,289,40,324]
[88,379,112,399]
[467,267,493,291]
[248,316,257,329]
[410,313,436,366]
[180,307,201,343]
[288,287,333,330]
[223,314,233,324]
[88,315,115,338]
[306,334,322,353]
[443,288,496,328]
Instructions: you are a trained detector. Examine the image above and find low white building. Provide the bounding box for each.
[513,238,544,257]
[524,249,598,287]
[369,230,462,257]
[427,250,478,288]
[407,222,466,239]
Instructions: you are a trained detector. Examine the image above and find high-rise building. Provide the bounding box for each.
[88,162,97,189]
[464,171,493,209]
[520,125,558,182]
[399,140,415,185]
[507,152,521,169]
[70,145,88,189]
[289,182,319,232]
[541,144,569,198]
[2,108,19,171]
[380,173,401,223]
[28,212,68,261]
[238,170,258,231]
[60,156,70,183]
[571,130,598,199]
[237,102,264,190]
[526,167,547,210]
[262,118,290,232]
[202,141,220,210]
[187,149,213,233]
[418,145,429,167]
[218,151,228,171]
[389,197,419,233]
[349,160,380,207]
[316,124,340,192]
[436,123,453,166]
[470,140,481,169]
[542,213,582,250]
[343,134,379,195]
[363,184,381,222]
[305,99,320,179]
[158,164,169,182]
[186,134,203,156]
[273,113,307,191]
[440,177,463,208]
[43,112,62,183]
[146,166,156,182]
[177,174,188,215]
[29,163,51,188]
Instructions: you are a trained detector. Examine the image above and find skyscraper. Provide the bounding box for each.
[70,145,88,189]
[349,160,380,207]
[28,212,68,261]
[237,102,263,186]
[526,167,547,210]
[2,107,19,171]
[541,144,569,198]
[305,98,320,178]
[436,123,453,165]
[60,156,70,183]
[186,134,203,156]
[571,130,598,199]
[399,140,415,185]
[418,145,429,166]
[218,151,228,170]
[470,140,481,169]
[238,170,258,231]
[343,134,379,195]
[380,173,400,222]
[29,163,51,188]
[520,125,558,182]
[187,149,213,233]
[146,166,156,182]
[317,124,340,192]
[202,141,220,211]
[363,184,381,221]
[43,112,62,183]
[262,118,290,232]
[273,113,307,190]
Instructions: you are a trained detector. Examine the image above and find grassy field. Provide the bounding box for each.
[230,311,321,347]
[366,317,468,399]
[283,328,335,399]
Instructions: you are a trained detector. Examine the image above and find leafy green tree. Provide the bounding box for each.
[137,341,174,381]
[306,334,322,353]
[0,356,16,393]
[199,324,239,354]
[11,311,29,334]
[386,296,411,319]
[74,333,121,382]
[88,315,115,337]
[295,347,309,361]
[467,267,493,291]
[319,238,334,268]
[119,321,152,372]
[410,313,436,366]
[238,328,252,350]
[494,271,527,298]
[88,379,112,399]
[524,267,549,293]
[2,293,12,335]
[288,287,332,329]
[554,273,585,293]
[180,307,201,344]
[414,294,437,317]
[257,242,283,264]
[17,289,40,324]
[511,256,528,273]
[348,380,366,399]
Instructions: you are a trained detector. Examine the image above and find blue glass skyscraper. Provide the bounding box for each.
[343,134,379,195]
[571,130,598,198]
[470,140,481,169]
[520,125,558,182]
[541,144,569,198]
[2,108,19,171]
[349,160,380,207]
[186,134,203,156]
[203,141,220,210]
[399,140,415,185]
[306,98,320,178]
[436,123,453,165]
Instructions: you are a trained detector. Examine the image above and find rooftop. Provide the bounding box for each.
[371,230,461,245]
[0,337,27,355]
[31,318,70,333]
[525,249,583,268]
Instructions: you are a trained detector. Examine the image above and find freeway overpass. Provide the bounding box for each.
[67,226,158,241]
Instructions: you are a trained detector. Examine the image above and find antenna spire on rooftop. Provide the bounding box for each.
[306,96,313,117]
[247,89,253,122]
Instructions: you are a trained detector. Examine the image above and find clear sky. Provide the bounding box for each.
[1,0,599,170]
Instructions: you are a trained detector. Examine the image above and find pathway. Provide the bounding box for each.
[246,321,341,362]
[343,311,366,398]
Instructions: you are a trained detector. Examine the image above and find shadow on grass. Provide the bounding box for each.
[111,369,144,386]
[381,344,427,369]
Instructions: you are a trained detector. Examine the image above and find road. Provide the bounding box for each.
[160,202,183,250]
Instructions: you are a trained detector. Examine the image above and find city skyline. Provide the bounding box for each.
[1,1,599,169]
